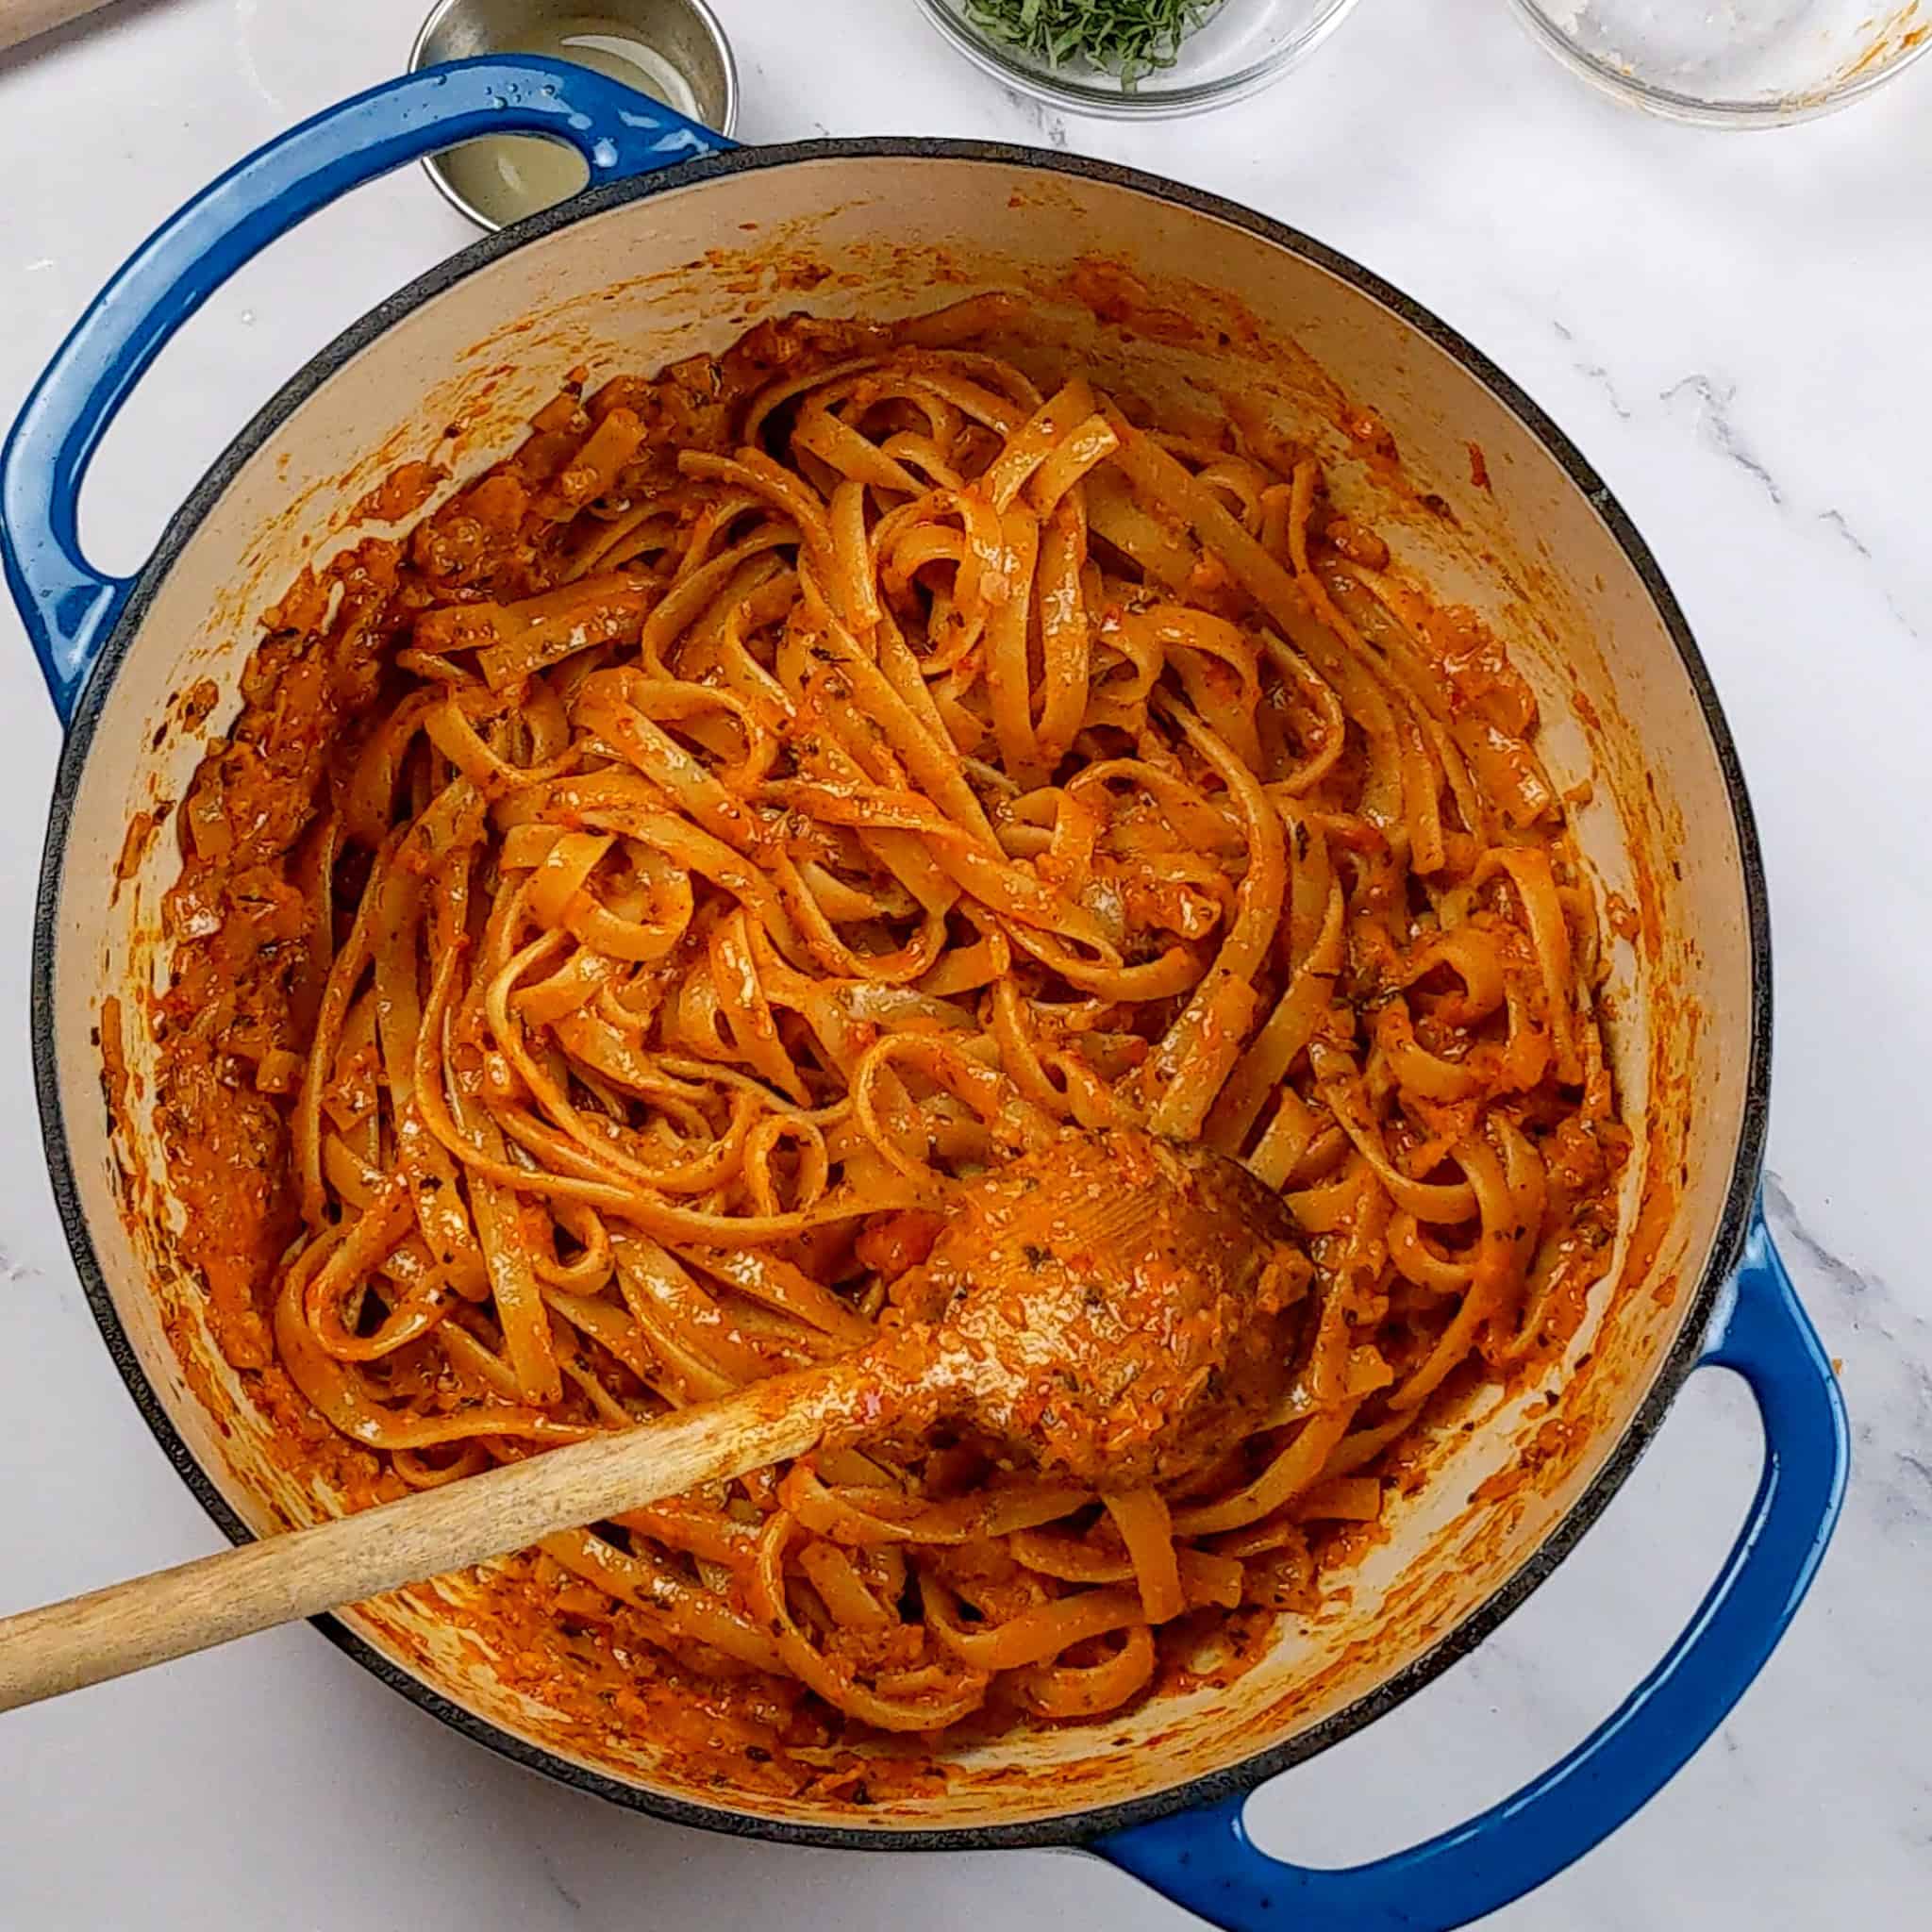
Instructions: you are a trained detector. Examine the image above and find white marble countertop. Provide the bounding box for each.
[1,1,1927,1925]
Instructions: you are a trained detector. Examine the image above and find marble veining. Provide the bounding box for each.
[1659,374,1787,506]
[0,0,1925,1927]
[1550,320,1638,422]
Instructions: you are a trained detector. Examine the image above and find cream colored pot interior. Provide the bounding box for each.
[47,155,1752,1835]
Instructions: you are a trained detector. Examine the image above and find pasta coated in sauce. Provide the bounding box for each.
[149,299,1627,1793]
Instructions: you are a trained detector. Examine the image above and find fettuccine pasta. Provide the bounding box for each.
[149,298,1626,1795]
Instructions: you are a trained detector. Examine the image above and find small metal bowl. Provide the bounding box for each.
[411,0,738,229]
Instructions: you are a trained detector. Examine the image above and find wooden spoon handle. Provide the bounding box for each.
[0,1,123,57]
[0,1359,857,1712]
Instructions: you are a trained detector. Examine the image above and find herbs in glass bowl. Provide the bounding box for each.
[918,0,1365,115]
[961,0,1224,88]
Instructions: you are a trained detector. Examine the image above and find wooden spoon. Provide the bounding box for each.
[0,1129,1307,1711]
[0,2,125,59]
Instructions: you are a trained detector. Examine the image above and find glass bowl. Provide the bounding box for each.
[1508,0,1932,125]
[913,0,1364,117]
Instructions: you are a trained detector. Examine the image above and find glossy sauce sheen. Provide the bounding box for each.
[145,300,1627,1800]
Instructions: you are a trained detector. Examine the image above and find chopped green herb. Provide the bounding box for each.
[962,0,1222,87]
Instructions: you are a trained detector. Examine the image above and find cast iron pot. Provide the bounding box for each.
[0,60,1849,1932]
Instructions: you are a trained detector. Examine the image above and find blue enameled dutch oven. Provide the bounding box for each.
[0,59,1848,1931]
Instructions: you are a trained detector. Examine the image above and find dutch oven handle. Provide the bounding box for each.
[0,58,731,724]
[1098,1203,1849,1932]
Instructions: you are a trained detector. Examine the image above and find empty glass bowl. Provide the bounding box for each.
[1508,0,1932,125]
[914,0,1364,117]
